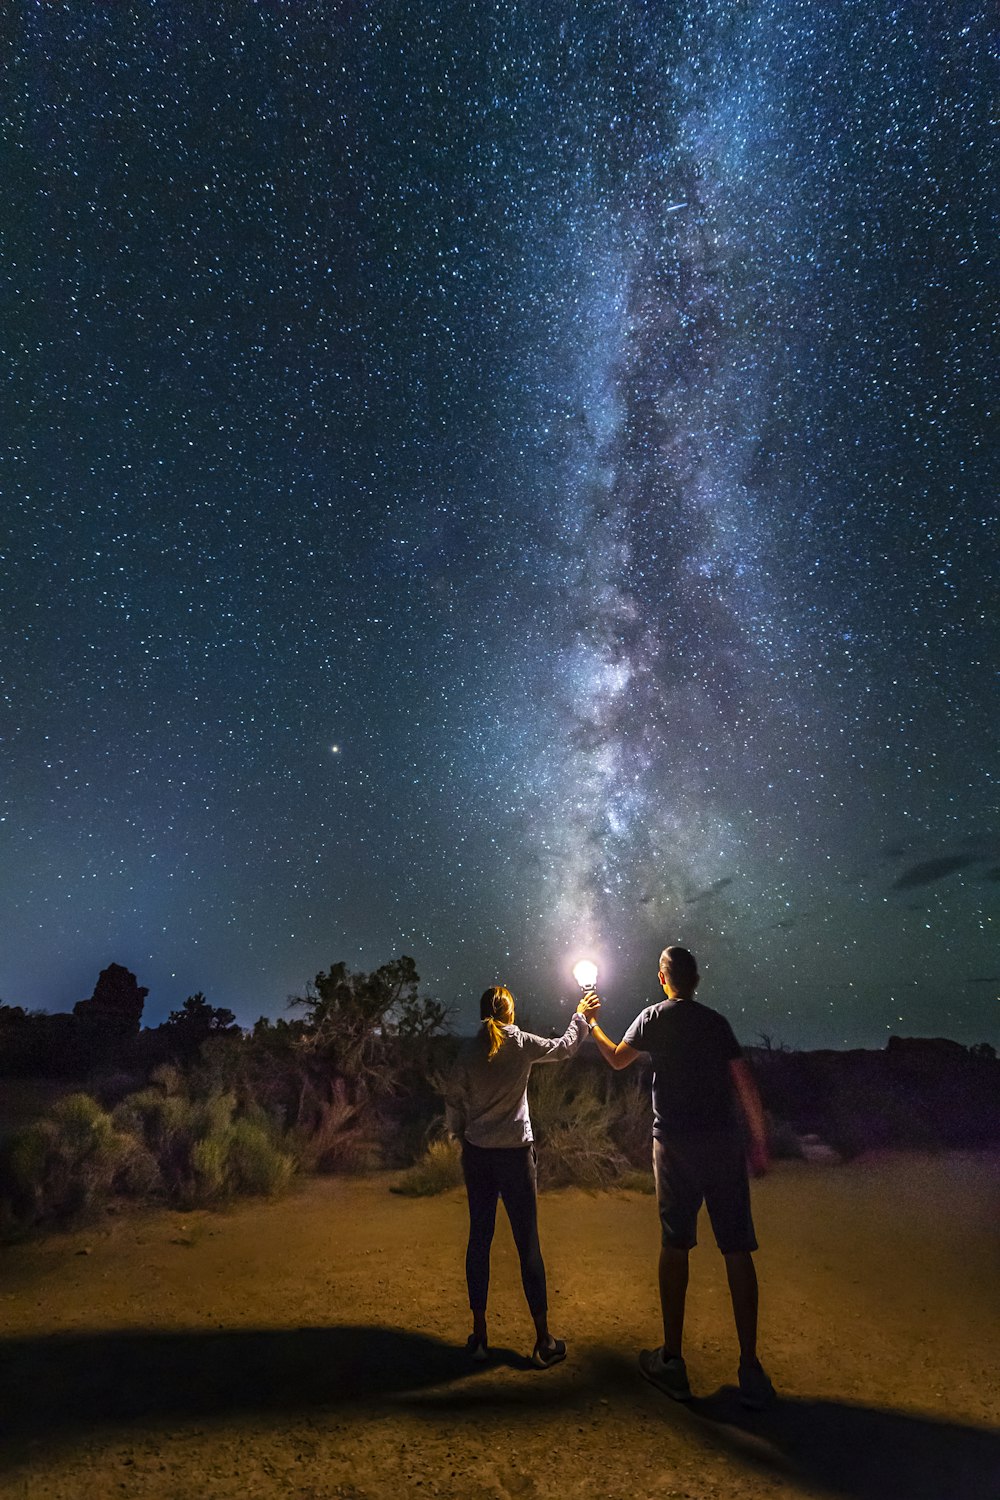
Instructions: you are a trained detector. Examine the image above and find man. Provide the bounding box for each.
[586,944,775,1407]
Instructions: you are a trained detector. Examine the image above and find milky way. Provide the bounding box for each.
[2,2,996,1046]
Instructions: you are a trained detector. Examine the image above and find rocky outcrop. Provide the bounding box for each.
[73,964,148,1037]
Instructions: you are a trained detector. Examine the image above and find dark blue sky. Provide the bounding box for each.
[3,1,996,1047]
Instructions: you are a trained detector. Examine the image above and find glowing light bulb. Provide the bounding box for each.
[573,958,599,991]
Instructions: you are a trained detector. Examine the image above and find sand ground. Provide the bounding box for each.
[1,1151,998,1500]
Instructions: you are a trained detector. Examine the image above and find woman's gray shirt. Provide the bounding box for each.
[446,1014,588,1148]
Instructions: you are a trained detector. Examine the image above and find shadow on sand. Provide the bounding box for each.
[609,1351,1000,1500]
[2,1329,997,1498]
[0,1324,563,1465]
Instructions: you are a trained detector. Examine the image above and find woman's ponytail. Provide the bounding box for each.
[480,985,515,1060]
[483,1015,506,1059]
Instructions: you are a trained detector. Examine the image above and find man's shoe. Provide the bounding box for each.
[639,1348,692,1401]
[738,1359,776,1409]
[465,1334,488,1363]
[531,1336,566,1369]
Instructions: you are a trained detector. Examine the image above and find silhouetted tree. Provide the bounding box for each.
[290,956,448,1102]
[0,1004,32,1074]
[155,993,241,1064]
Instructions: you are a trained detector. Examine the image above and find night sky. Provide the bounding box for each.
[3,2,996,1048]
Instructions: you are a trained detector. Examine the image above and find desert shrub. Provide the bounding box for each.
[605,1070,654,1166]
[150,1063,184,1096]
[287,1084,381,1175]
[0,1119,59,1228]
[372,1099,443,1168]
[391,1138,464,1197]
[198,1091,236,1139]
[185,1116,293,1203]
[616,1166,655,1193]
[112,1083,294,1205]
[186,1033,252,1103]
[370,1056,463,1169]
[316,1127,383,1175]
[0,1092,156,1230]
[190,1133,229,1201]
[529,1067,629,1189]
[226,1118,294,1195]
[112,1088,204,1197]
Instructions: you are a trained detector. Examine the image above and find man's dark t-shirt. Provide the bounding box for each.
[622,997,743,1139]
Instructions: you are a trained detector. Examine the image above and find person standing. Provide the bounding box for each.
[586,945,775,1407]
[446,983,599,1368]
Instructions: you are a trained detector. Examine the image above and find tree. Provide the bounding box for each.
[290,956,448,1096]
[157,993,240,1063]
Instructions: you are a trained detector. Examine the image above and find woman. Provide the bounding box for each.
[446,983,599,1367]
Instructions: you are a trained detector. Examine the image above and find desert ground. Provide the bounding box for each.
[1,1151,998,1500]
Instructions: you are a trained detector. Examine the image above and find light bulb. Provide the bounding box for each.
[573,958,599,990]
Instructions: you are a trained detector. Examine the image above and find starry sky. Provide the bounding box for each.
[3,1,997,1048]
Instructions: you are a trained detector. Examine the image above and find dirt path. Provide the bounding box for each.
[2,1152,998,1499]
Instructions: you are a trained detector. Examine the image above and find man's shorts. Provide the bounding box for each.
[652,1131,758,1253]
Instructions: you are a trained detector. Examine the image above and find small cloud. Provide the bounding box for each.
[969,975,1000,985]
[686,876,735,905]
[892,855,976,890]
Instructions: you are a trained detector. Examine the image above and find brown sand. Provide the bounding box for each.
[1,1151,998,1499]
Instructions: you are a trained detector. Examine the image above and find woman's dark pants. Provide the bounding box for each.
[461,1141,547,1316]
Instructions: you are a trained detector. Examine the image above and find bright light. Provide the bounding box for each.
[573,958,599,990]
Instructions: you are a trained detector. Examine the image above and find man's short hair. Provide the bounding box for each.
[658,945,699,993]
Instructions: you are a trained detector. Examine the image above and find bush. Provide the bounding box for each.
[0,1060,309,1232]
[191,1133,229,1200]
[529,1067,629,1189]
[0,1092,156,1231]
[391,1138,464,1197]
[616,1167,655,1193]
[288,1086,381,1175]
[112,1088,206,1199]
[226,1118,293,1196]
[113,1084,293,1206]
[606,1070,654,1166]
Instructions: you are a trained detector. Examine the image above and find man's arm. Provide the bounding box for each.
[729,1056,769,1174]
[584,995,641,1070]
[591,1023,640,1070]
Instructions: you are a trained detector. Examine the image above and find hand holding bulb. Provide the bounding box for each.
[573,959,601,1026]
